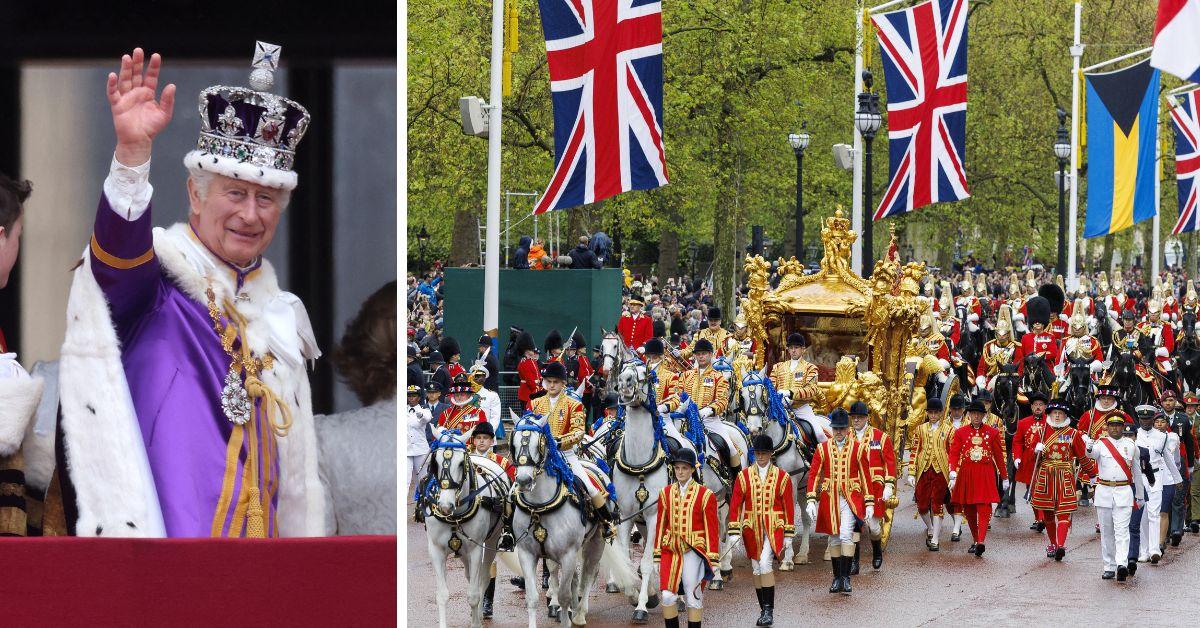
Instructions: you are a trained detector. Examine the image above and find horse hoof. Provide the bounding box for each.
[547,605,560,620]
[632,610,649,624]
[606,583,620,593]
[647,593,660,609]
[708,580,723,591]
[779,562,794,572]
[798,555,811,565]
[721,569,733,580]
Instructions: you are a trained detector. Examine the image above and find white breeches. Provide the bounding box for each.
[702,416,744,456]
[751,540,776,576]
[661,551,706,610]
[793,405,829,443]
[1140,489,1163,557]
[408,455,428,498]
[1097,505,1132,571]
[562,450,604,499]
[836,497,855,545]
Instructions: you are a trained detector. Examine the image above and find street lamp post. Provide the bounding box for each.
[417,225,430,275]
[855,70,883,269]
[1053,108,1071,277]
[788,122,811,261]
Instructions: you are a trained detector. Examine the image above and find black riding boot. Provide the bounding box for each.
[840,557,853,594]
[482,577,495,618]
[755,586,774,626]
[871,539,883,569]
[688,621,701,628]
[664,616,679,628]
[849,543,860,575]
[829,555,843,593]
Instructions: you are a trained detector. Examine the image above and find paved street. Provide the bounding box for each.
[406,484,1200,626]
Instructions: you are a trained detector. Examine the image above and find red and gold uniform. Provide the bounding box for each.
[1048,316,1070,341]
[1140,319,1175,374]
[1029,421,1090,550]
[1013,413,1047,485]
[437,402,486,432]
[690,326,734,358]
[923,330,952,363]
[663,366,730,415]
[517,356,542,410]
[853,425,896,513]
[484,450,516,481]
[729,463,796,560]
[1055,333,1104,372]
[653,480,720,598]
[618,310,653,351]
[976,337,1018,388]
[1013,331,1060,375]
[949,422,1008,544]
[910,419,954,516]
[646,357,679,403]
[805,439,875,536]
[769,357,821,407]
[531,393,588,450]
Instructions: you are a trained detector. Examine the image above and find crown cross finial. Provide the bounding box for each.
[250,41,282,91]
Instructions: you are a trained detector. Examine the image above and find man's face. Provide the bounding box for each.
[787,345,803,360]
[755,452,771,468]
[544,377,565,396]
[1154,417,1169,432]
[452,391,473,404]
[1106,422,1125,439]
[694,350,712,368]
[407,393,421,407]
[1162,398,1177,413]
[630,303,643,315]
[472,434,494,452]
[427,390,442,403]
[926,409,942,423]
[851,414,868,431]
[0,215,21,289]
[673,462,693,483]
[949,407,964,421]
[1123,319,1135,331]
[832,426,849,442]
[1139,415,1154,430]
[187,174,284,267]
[1032,322,1045,333]
[1187,403,1199,415]
[524,350,538,360]
[1049,409,1068,424]
[1031,400,1047,416]
[969,410,984,427]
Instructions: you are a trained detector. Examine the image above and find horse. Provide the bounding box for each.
[510,415,639,627]
[991,362,1021,518]
[1108,350,1149,416]
[955,303,981,374]
[1062,355,1095,420]
[424,428,512,628]
[1093,301,1114,356]
[606,344,672,623]
[738,369,817,570]
[1176,310,1200,392]
[1019,353,1054,403]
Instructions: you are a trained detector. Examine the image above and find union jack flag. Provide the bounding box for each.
[532,0,668,215]
[1170,86,1200,234]
[871,0,970,220]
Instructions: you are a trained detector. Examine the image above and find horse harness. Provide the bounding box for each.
[428,448,505,557]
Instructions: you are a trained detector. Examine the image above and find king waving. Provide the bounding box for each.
[51,46,325,538]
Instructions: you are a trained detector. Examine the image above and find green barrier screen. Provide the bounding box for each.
[442,269,624,360]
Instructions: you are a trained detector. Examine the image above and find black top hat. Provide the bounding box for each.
[786,332,808,348]
[752,434,776,452]
[849,401,869,417]
[965,400,986,414]
[541,361,568,381]
[829,408,850,429]
[926,398,944,412]
[669,448,698,467]
[949,394,968,409]
[644,338,665,355]
[692,338,715,354]
[707,306,722,320]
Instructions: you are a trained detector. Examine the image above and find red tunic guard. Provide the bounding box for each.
[729,464,795,558]
[653,481,720,594]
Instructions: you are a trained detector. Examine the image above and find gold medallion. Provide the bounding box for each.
[533,524,548,543]
[448,534,462,552]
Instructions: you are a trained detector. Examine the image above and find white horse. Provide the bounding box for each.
[605,346,672,623]
[738,370,818,569]
[424,428,512,628]
[510,415,639,627]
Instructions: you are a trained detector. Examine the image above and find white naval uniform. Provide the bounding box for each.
[1135,427,1182,559]
[475,387,502,431]
[1086,436,1145,572]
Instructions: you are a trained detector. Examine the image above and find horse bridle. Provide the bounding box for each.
[512,424,549,483]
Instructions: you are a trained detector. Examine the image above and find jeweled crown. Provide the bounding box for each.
[185,42,311,190]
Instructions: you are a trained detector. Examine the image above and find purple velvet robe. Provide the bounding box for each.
[90,194,280,537]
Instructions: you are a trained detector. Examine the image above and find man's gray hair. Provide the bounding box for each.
[186,167,292,209]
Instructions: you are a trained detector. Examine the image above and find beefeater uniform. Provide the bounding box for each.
[437,402,486,433]
[807,438,875,543]
[1030,422,1090,551]
[729,463,795,574]
[653,479,720,610]
[910,418,954,518]
[949,422,1008,545]
[1086,428,1144,577]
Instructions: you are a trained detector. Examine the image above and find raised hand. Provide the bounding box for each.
[107,48,177,167]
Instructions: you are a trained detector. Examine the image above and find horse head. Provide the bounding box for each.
[511,414,551,491]
[615,355,650,407]
[598,329,623,392]
[739,368,772,436]
[428,426,473,516]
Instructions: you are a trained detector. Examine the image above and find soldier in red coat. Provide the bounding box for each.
[1013,391,1050,532]
[654,448,720,628]
[469,421,516,619]
[618,297,654,352]
[1013,295,1060,376]
[729,435,794,626]
[806,409,875,595]
[437,374,487,432]
[1030,399,1091,561]
[849,401,895,571]
[514,331,542,410]
[949,400,1009,557]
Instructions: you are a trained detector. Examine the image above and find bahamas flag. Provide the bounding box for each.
[1083,59,1161,238]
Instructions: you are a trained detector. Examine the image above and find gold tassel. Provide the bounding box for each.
[862,7,874,70]
[1076,69,1087,171]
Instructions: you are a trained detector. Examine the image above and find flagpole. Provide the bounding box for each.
[1067,1,1083,291]
[1081,47,1153,73]
[483,0,505,340]
[852,1,865,275]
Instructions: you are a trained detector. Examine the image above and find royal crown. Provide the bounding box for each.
[184,41,311,191]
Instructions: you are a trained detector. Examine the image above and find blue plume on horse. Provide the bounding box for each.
[733,417,755,463]
[670,393,707,469]
[741,371,801,440]
[513,417,580,498]
[591,457,618,502]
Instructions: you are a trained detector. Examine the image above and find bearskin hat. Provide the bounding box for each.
[515,331,537,355]
[544,329,564,353]
[1025,296,1051,326]
[1038,283,1066,315]
[571,329,587,350]
[439,336,461,359]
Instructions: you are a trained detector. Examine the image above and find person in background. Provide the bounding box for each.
[317,281,398,535]
[568,235,599,269]
[406,380,431,513]
[510,235,531,270]
[475,335,499,391]
[426,380,451,424]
